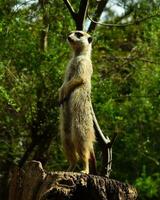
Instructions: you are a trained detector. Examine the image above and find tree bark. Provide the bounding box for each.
[9,161,138,200]
[87,0,109,32]
[63,0,89,30]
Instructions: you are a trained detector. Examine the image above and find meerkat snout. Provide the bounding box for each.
[68,35,72,42]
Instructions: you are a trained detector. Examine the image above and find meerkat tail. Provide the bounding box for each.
[89,150,97,175]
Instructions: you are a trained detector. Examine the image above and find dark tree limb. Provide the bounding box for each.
[77,0,89,30]
[9,161,138,200]
[63,0,76,19]
[18,141,37,168]
[87,0,109,32]
[63,0,89,30]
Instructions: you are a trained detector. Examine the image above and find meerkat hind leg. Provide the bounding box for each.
[67,153,77,172]
[81,158,89,174]
[67,152,77,172]
[63,141,77,172]
[78,148,90,174]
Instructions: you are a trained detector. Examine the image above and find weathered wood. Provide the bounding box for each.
[9,161,46,200]
[9,161,138,200]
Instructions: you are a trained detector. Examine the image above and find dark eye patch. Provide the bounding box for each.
[88,36,92,43]
[75,32,83,38]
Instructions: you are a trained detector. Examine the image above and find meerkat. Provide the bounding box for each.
[59,30,96,174]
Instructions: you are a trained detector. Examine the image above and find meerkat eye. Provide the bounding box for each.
[75,32,83,38]
[88,36,92,44]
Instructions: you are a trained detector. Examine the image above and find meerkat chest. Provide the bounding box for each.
[66,62,77,81]
[66,56,92,81]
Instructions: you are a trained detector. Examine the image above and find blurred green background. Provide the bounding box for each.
[0,0,160,199]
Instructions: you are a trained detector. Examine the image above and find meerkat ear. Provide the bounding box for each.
[88,36,92,44]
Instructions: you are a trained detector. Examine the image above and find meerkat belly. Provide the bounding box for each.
[68,85,95,142]
[69,85,90,112]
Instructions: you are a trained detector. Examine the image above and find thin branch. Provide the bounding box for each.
[114,6,134,24]
[91,104,112,177]
[63,0,77,19]
[109,132,118,147]
[140,151,160,166]
[88,13,160,28]
[77,0,89,30]
[13,0,36,12]
[19,141,37,167]
[91,104,110,145]
[139,58,160,65]
[87,0,109,32]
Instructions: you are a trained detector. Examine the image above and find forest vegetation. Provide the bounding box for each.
[0,0,160,199]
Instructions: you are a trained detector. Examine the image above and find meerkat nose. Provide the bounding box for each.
[68,36,72,42]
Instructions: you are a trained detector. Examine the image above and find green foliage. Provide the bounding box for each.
[135,166,160,199]
[0,0,160,199]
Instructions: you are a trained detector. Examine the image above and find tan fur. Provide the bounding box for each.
[59,31,95,174]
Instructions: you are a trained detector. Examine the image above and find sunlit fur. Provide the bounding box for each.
[59,31,95,174]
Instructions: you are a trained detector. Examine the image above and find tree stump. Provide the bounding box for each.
[9,161,138,200]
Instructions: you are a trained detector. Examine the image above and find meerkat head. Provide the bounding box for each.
[67,31,92,55]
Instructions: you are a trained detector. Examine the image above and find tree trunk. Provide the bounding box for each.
[9,161,138,200]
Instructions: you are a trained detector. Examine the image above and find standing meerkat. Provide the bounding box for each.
[59,30,96,174]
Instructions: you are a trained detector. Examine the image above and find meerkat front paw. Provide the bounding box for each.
[81,170,89,174]
[59,85,68,105]
[81,165,89,174]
